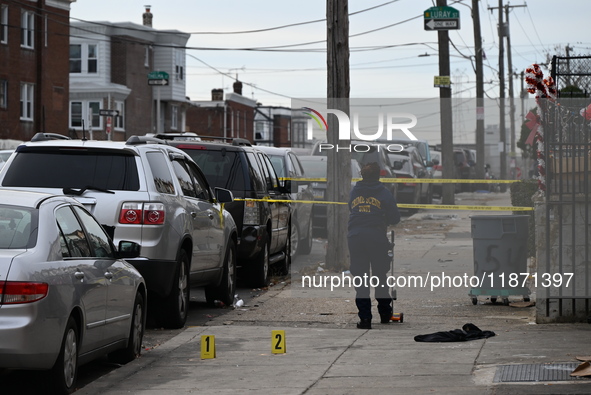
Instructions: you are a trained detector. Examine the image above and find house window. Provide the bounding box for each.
[1,5,8,44]
[0,80,7,109]
[70,101,101,129]
[69,45,81,73]
[175,49,184,80]
[21,10,34,49]
[20,83,34,120]
[144,46,150,68]
[171,105,178,130]
[87,44,97,73]
[69,44,98,74]
[114,101,125,130]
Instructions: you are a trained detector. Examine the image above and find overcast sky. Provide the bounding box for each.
[69,0,589,143]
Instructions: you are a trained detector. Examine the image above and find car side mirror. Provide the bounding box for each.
[277,184,290,194]
[282,179,292,191]
[214,187,234,203]
[118,241,141,259]
[426,161,434,167]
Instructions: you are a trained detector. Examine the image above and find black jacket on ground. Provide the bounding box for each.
[414,323,496,342]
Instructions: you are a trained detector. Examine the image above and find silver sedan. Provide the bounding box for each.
[0,190,146,394]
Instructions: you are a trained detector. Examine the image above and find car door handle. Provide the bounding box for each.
[74,271,84,281]
[104,271,113,280]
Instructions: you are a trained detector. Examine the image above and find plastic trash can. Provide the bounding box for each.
[469,215,531,305]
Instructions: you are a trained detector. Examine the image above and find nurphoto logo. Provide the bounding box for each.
[303,106,419,153]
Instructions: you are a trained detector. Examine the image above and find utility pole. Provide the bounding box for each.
[488,2,526,185]
[505,5,516,173]
[488,0,507,191]
[472,0,485,182]
[437,0,455,205]
[326,0,351,271]
[504,4,526,177]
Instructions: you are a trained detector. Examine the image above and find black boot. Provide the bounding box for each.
[357,318,371,329]
[380,314,392,324]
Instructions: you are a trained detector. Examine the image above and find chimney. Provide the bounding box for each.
[143,6,153,27]
[211,89,224,101]
[233,80,243,95]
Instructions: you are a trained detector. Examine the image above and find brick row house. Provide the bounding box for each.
[1,3,298,146]
[185,81,257,142]
[69,8,190,140]
[0,0,74,142]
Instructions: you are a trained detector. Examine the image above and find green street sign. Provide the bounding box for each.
[424,6,460,31]
[148,71,169,80]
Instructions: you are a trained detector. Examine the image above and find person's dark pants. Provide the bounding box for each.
[348,232,392,321]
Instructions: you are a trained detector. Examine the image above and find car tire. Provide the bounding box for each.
[290,221,299,260]
[109,292,145,364]
[249,237,270,288]
[162,250,189,329]
[276,222,292,276]
[421,185,433,204]
[205,239,237,306]
[298,218,313,256]
[49,316,78,395]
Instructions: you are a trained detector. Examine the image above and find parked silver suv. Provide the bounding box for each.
[0,134,238,329]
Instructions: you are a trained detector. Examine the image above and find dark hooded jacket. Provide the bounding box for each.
[348,180,400,238]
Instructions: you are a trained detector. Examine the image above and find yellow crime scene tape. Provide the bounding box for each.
[252,177,531,211]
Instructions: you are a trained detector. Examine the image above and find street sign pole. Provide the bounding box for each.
[156,85,161,134]
[147,71,169,134]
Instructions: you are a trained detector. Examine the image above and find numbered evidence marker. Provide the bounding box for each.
[201,335,216,359]
[272,330,286,354]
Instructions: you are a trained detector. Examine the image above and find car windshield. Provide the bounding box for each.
[268,155,285,178]
[2,148,140,190]
[299,159,361,179]
[0,206,35,249]
[184,149,246,190]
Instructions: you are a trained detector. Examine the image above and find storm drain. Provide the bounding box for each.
[494,363,582,382]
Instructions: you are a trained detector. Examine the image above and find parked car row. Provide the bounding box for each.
[0,133,298,393]
[164,139,294,287]
[430,147,479,196]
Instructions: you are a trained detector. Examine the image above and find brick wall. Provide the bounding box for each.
[111,36,153,140]
[0,0,70,140]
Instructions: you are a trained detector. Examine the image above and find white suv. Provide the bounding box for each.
[0,133,237,329]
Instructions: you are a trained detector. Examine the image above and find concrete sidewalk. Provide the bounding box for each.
[77,192,591,394]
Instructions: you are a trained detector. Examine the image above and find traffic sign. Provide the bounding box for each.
[434,76,451,88]
[148,79,169,86]
[424,6,460,31]
[99,109,119,117]
[148,71,169,86]
[148,71,169,80]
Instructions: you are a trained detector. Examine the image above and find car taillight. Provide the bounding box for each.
[0,281,49,304]
[380,169,388,176]
[119,203,165,225]
[243,199,259,225]
[144,203,165,225]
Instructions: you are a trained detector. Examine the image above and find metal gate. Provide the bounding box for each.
[538,56,591,321]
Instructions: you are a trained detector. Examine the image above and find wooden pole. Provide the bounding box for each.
[326,0,351,271]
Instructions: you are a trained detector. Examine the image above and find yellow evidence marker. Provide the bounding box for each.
[271,330,286,354]
[201,335,216,359]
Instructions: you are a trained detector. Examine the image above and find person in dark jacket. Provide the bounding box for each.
[348,162,401,329]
